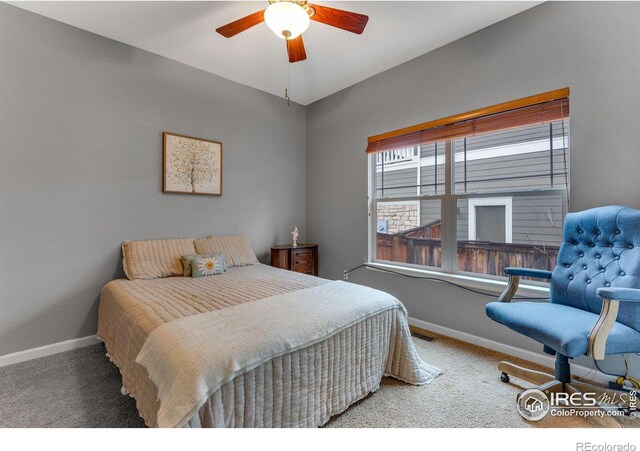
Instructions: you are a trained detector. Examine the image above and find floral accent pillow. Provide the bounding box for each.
[191,255,226,278]
[182,253,227,277]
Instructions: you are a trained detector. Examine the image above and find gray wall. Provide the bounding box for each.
[306,2,640,372]
[0,4,306,356]
[3,1,640,378]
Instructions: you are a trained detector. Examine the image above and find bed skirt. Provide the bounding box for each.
[104,308,439,427]
[182,308,437,427]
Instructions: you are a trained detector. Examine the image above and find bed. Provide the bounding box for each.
[97,237,440,428]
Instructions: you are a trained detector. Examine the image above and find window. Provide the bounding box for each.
[368,89,569,279]
[468,197,512,243]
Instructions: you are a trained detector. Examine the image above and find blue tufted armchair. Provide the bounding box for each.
[486,205,640,423]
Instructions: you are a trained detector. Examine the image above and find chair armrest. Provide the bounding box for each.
[588,287,640,360]
[504,267,553,279]
[596,287,640,303]
[497,268,552,303]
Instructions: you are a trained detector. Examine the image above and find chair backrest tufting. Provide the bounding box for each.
[551,206,640,332]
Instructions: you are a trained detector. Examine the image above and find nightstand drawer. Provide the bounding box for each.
[292,248,313,264]
[291,259,313,274]
[271,244,318,276]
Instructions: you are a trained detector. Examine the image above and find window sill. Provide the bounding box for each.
[365,261,550,298]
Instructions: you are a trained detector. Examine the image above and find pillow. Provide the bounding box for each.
[182,253,228,277]
[193,235,258,267]
[191,255,226,278]
[122,238,196,280]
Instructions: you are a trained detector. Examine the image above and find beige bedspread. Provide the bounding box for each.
[98,264,440,427]
[136,281,437,427]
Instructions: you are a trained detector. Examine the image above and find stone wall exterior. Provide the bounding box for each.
[377,203,418,234]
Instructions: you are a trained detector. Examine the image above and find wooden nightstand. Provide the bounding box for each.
[271,244,318,276]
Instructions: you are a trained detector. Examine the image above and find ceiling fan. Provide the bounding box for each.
[216,1,369,63]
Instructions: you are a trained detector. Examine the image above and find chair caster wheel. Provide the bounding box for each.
[500,372,510,383]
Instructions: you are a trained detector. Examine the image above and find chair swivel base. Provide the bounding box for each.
[498,360,631,428]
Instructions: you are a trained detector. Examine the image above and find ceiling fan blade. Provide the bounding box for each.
[286,35,307,63]
[216,9,266,38]
[308,4,369,34]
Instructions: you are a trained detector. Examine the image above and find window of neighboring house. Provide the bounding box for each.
[468,197,512,243]
[368,89,569,279]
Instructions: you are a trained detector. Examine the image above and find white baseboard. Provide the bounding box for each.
[0,335,99,368]
[408,317,614,386]
[0,320,617,387]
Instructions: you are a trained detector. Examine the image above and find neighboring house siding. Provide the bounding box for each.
[454,149,568,193]
[510,194,565,245]
[419,200,441,228]
[420,142,447,195]
[375,167,417,198]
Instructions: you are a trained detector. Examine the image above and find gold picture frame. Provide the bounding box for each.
[162,132,223,196]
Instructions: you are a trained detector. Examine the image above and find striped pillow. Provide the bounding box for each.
[122,238,196,280]
[194,235,258,267]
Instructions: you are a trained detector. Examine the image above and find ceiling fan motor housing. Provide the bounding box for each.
[269,1,315,18]
[264,0,311,40]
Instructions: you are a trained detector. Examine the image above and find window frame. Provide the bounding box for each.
[367,92,570,288]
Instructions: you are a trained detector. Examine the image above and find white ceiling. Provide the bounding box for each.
[9,1,541,105]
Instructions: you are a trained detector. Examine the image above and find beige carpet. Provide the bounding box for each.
[327,334,638,428]
[1,333,637,427]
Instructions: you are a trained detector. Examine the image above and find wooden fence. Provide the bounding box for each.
[376,225,559,275]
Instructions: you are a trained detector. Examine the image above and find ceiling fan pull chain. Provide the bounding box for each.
[285,58,291,106]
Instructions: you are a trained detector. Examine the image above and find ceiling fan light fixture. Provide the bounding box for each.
[264,2,310,40]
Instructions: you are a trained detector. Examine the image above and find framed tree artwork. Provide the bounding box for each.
[163,132,222,196]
